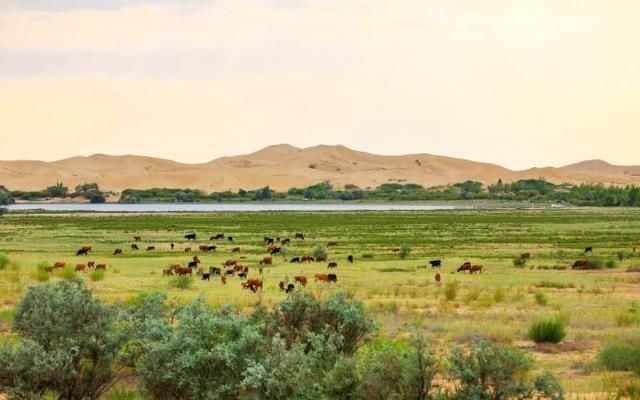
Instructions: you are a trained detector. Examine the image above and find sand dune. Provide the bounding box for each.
[1,144,638,193]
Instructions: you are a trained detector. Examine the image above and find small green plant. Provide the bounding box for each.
[528,317,567,344]
[513,257,527,267]
[59,266,77,281]
[399,245,412,259]
[444,281,459,302]
[598,341,640,375]
[605,259,617,269]
[169,275,194,289]
[89,269,106,282]
[534,291,549,306]
[312,245,327,260]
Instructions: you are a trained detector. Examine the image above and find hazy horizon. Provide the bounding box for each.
[1,1,639,169]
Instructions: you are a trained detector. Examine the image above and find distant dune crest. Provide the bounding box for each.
[1,144,638,192]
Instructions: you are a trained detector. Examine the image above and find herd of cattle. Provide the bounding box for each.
[50,233,607,294]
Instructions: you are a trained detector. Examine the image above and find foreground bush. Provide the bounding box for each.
[528,318,567,344]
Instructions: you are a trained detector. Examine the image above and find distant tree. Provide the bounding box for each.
[0,187,13,215]
[45,182,68,198]
[253,186,273,201]
[90,193,107,204]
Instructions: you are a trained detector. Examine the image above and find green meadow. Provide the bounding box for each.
[1,209,640,397]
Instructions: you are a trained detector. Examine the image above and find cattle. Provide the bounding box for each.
[113,248,123,255]
[170,243,175,250]
[295,232,305,240]
[184,247,191,253]
[238,268,248,280]
[301,255,315,263]
[185,233,197,241]
[206,245,216,252]
[285,283,295,293]
[169,263,181,271]
[270,246,282,256]
[470,265,483,274]
[53,261,66,269]
[187,260,199,269]
[264,237,275,245]
[294,276,307,287]
[211,234,224,240]
[232,247,241,253]
[209,267,222,276]
[314,273,328,282]
[199,245,208,252]
[131,244,139,250]
[290,257,301,263]
[327,262,338,269]
[201,273,210,281]
[223,259,237,267]
[572,260,589,270]
[76,246,91,256]
[327,241,338,247]
[228,236,234,242]
[75,263,86,272]
[133,236,142,241]
[95,264,107,270]
[225,268,235,276]
[347,255,354,263]
[177,267,192,276]
[316,255,327,263]
[457,262,472,273]
[391,247,401,253]
[429,259,442,268]
[435,273,441,284]
[87,261,95,269]
[328,273,338,283]
[221,275,227,285]
[162,268,174,276]
[281,238,291,246]
[584,246,593,254]
[241,279,263,293]
[260,257,273,265]
[520,252,531,260]
[279,281,286,291]
[146,246,155,251]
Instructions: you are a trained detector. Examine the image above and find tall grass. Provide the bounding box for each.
[528,317,567,344]
[89,269,106,282]
[169,275,194,289]
[444,281,459,302]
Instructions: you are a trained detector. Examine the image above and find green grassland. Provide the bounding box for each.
[1,209,640,396]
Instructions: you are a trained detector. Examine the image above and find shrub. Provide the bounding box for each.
[528,318,567,344]
[169,275,193,289]
[618,251,627,261]
[313,245,327,260]
[598,341,640,375]
[89,269,106,282]
[59,266,77,280]
[32,269,50,282]
[605,259,617,269]
[444,281,459,302]
[399,245,412,259]
[534,291,549,306]
[513,257,527,267]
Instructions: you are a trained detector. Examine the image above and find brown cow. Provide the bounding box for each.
[113,248,123,255]
[75,263,86,272]
[435,273,441,284]
[279,281,286,291]
[267,244,279,253]
[457,262,472,273]
[241,279,263,293]
[315,273,328,282]
[133,235,141,241]
[232,247,241,253]
[53,261,66,269]
[301,255,315,263]
[572,260,589,270]
[223,259,238,267]
[95,264,107,270]
[221,275,227,285]
[391,247,401,253]
[327,241,338,247]
[87,261,96,269]
[316,255,327,262]
[76,246,91,256]
[470,265,483,274]
[199,245,208,252]
[260,257,272,265]
[521,252,531,259]
[294,276,308,287]
[162,268,174,276]
[327,262,338,269]
[295,232,305,240]
[177,267,192,276]
[184,247,191,252]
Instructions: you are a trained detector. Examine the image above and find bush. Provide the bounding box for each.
[32,269,50,282]
[618,251,627,261]
[534,291,549,306]
[605,259,617,269]
[399,245,412,259]
[528,317,567,344]
[444,281,459,301]
[598,341,640,375]
[169,275,193,289]
[313,245,327,260]
[59,266,77,280]
[89,269,106,282]
[513,257,527,267]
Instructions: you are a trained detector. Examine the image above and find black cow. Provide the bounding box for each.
[328,273,338,283]
[584,246,593,254]
[76,248,89,256]
[209,267,222,276]
[264,237,274,244]
[347,255,354,263]
[290,257,301,263]
[170,242,175,250]
[184,233,197,241]
[201,273,210,281]
[429,259,442,268]
[188,260,199,268]
[228,236,234,242]
[285,283,295,293]
[131,244,139,250]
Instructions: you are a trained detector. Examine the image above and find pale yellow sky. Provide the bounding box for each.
[1,0,639,169]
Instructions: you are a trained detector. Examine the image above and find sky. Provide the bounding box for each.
[0,0,639,170]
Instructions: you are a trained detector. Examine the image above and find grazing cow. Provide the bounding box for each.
[221,275,227,285]
[228,236,234,242]
[184,247,191,253]
[53,261,66,269]
[75,263,86,272]
[170,243,175,250]
[391,247,401,253]
[87,261,95,269]
[347,255,354,264]
[327,262,338,269]
[211,233,224,240]
[270,247,282,256]
[584,246,593,254]
[316,255,327,263]
[314,273,328,282]
[185,233,197,241]
[163,268,174,276]
[294,276,308,287]
[223,259,237,267]
[264,237,275,245]
[177,267,192,276]
[279,281,286,291]
[295,232,305,240]
[76,247,91,256]
[131,244,139,250]
[520,252,531,260]
[327,273,338,283]
[187,260,199,269]
[232,247,241,253]
[169,263,181,272]
[286,283,295,293]
[199,245,209,252]
[572,260,589,270]
[429,259,442,268]
[95,264,107,270]
[133,236,141,241]
[113,248,123,255]
[457,262,472,273]
[260,257,273,265]
[435,273,441,284]
[327,241,338,247]
[147,246,156,251]
[238,267,248,280]
[209,267,222,276]
[470,265,483,274]
[201,273,210,281]
[290,257,301,263]
[200,245,216,252]
[281,238,291,246]
[301,255,315,263]
[241,279,263,293]
[207,245,216,252]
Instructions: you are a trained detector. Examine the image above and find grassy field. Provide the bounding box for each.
[1,209,640,396]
